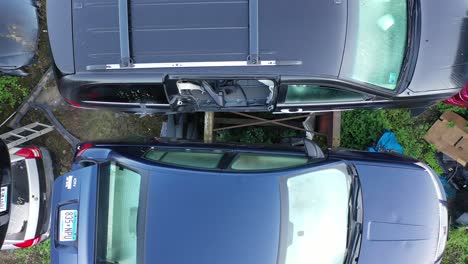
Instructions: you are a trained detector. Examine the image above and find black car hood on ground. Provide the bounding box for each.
[0,0,38,72]
[355,162,441,264]
[404,0,468,94]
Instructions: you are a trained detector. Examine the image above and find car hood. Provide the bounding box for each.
[0,0,38,69]
[144,168,281,264]
[355,162,441,264]
[406,0,468,94]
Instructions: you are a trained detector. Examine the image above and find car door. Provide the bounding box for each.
[274,83,391,113]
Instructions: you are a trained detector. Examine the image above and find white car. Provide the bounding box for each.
[0,140,54,250]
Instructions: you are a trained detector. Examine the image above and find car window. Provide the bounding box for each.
[95,163,143,264]
[281,163,351,264]
[143,149,224,169]
[285,85,366,103]
[230,153,308,171]
[342,0,407,90]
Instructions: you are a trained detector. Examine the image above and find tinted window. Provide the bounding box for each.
[342,0,407,90]
[96,163,144,264]
[230,153,308,171]
[144,149,223,169]
[6,160,30,241]
[285,85,365,103]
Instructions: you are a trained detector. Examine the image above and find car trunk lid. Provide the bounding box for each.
[51,165,99,264]
[6,159,31,242]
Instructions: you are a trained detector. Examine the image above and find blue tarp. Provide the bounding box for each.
[440,176,457,200]
[367,131,404,154]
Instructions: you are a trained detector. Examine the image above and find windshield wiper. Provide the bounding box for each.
[399,0,418,86]
[345,222,362,264]
[345,169,362,264]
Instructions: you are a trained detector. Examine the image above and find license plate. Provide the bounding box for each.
[59,210,78,242]
[0,186,8,212]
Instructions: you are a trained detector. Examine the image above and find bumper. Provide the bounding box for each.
[36,148,54,240]
[415,162,449,263]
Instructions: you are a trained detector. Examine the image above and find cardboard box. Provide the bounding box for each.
[424,111,468,166]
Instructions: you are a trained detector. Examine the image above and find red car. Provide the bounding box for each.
[445,83,468,108]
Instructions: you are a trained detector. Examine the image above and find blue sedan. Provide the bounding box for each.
[50,140,448,264]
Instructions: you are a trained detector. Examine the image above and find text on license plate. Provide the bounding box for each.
[59,210,78,242]
[0,186,8,212]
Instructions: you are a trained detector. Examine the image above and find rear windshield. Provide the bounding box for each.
[143,148,309,171]
[95,162,146,264]
[6,160,30,241]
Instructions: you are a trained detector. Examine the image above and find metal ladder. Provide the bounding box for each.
[0,122,54,149]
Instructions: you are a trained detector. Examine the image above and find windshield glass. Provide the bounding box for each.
[341,0,408,90]
[281,163,351,264]
[96,162,145,264]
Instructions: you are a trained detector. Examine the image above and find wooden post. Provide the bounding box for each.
[204,112,214,143]
[332,111,341,148]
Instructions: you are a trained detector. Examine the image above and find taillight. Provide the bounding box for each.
[15,147,42,159]
[14,236,41,248]
[66,99,81,107]
[76,143,94,157]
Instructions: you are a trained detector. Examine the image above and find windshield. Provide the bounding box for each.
[95,162,145,264]
[280,163,351,264]
[341,0,408,90]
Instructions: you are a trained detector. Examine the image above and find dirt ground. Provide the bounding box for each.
[21,79,164,175]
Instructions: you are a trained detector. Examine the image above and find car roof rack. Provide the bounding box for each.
[86,0,302,71]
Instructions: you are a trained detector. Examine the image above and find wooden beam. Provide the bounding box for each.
[332,111,341,148]
[204,112,214,143]
[215,117,303,128]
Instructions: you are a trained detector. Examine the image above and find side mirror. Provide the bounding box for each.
[304,138,325,159]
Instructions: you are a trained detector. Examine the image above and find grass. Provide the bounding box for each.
[216,127,299,144]
[0,76,29,114]
[13,240,50,264]
[442,228,468,264]
[341,103,468,174]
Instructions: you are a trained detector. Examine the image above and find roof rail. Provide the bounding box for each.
[86,0,302,71]
[118,0,132,67]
